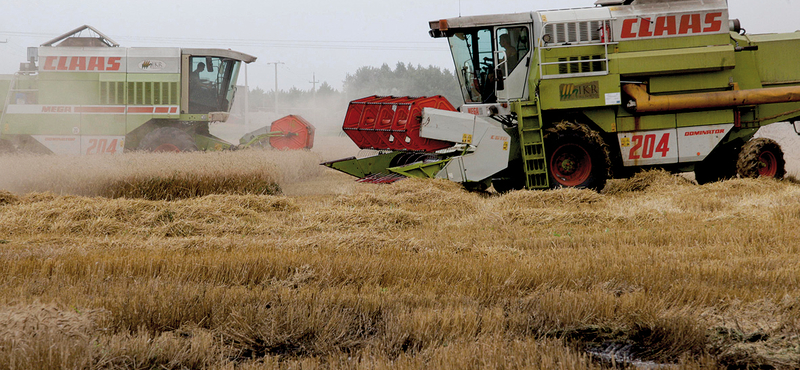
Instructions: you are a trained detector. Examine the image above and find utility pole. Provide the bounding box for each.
[265,61,284,114]
[309,73,319,92]
[309,72,319,108]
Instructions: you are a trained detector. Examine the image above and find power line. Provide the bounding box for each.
[0,30,447,52]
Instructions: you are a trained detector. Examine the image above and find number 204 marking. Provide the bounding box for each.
[86,139,119,155]
[629,133,670,160]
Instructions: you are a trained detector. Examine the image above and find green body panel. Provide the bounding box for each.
[582,108,618,133]
[323,152,405,179]
[388,160,450,179]
[37,73,99,105]
[83,114,126,136]
[649,71,732,94]
[754,101,800,126]
[749,33,800,85]
[616,112,675,132]
[0,77,11,107]
[194,133,234,151]
[615,34,731,53]
[611,45,735,76]
[728,35,764,89]
[676,110,734,128]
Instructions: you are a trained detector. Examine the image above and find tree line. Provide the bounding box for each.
[243,62,463,112]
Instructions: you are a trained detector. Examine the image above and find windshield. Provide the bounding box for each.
[449,28,495,104]
[188,56,242,114]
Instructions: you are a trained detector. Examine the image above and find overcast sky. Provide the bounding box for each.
[1,0,798,92]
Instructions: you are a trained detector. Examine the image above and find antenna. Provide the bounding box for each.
[459,0,462,17]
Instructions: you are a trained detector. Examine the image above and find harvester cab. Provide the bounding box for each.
[429,13,534,115]
[0,26,315,154]
[326,0,800,191]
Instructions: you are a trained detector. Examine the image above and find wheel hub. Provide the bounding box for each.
[550,143,592,186]
[758,151,778,177]
[154,143,181,152]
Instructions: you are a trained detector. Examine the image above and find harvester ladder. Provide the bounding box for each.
[0,72,37,126]
[516,96,549,189]
[0,73,17,126]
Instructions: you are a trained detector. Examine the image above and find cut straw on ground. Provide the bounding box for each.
[1,161,799,368]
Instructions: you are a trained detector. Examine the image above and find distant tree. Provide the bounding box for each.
[316,82,337,97]
[343,63,463,107]
[247,87,270,111]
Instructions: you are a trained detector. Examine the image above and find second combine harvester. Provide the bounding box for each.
[0,26,314,154]
[326,0,800,191]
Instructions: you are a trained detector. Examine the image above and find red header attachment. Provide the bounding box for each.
[270,115,316,150]
[342,95,456,152]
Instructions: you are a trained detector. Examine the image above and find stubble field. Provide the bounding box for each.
[1,134,800,369]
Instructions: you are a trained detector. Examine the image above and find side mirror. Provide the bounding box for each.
[495,68,505,91]
[205,57,214,72]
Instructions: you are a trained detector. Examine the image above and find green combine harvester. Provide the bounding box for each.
[0,25,314,155]
[325,0,800,191]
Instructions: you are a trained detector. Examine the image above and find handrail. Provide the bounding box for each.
[537,19,613,80]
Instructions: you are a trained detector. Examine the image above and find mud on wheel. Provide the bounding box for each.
[736,138,785,179]
[138,127,198,152]
[544,121,610,190]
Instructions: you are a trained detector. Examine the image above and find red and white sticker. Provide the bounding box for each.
[618,124,734,166]
[82,136,125,155]
[31,135,125,155]
[618,128,678,166]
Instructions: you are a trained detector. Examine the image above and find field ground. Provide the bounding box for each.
[1,127,800,369]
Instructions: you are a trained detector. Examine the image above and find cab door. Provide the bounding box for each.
[494,25,531,102]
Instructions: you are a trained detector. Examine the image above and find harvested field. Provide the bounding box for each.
[1,148,800,369]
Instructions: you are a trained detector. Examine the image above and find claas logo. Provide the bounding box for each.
[42,56,122,71]
[620,12,724,39]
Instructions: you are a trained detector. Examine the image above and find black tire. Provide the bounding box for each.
[694,146,738,185]
[544,121,610,190]
[138,127,198,152]
[463,179,491,192]
[491,161,526,193]
[736,138,785,179]
[491,178,525,193]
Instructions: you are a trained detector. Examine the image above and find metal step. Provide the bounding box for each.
[515,98,549,189]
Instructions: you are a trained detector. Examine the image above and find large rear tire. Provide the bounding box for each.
[544,122,610,190]
[736,138,785,179]
[138,127,198,152]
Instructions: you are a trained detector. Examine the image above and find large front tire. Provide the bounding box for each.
[544,122,610,190]
[736,138,785,179]
[138,127,198,152]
